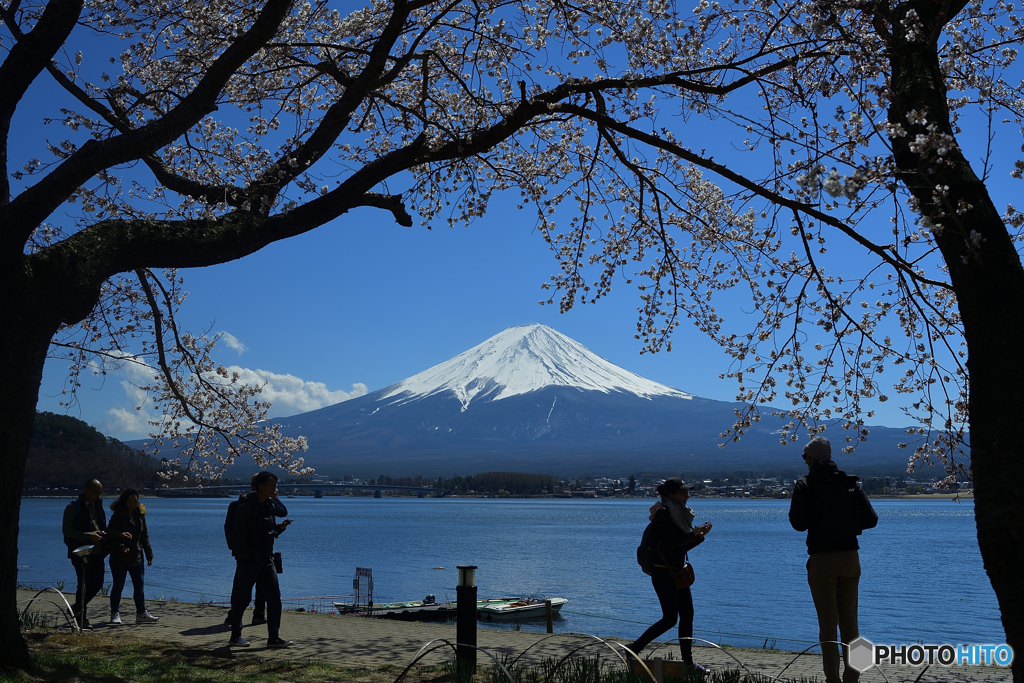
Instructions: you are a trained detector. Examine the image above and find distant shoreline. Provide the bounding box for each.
[21,492,974,500]
[873,492,972,499]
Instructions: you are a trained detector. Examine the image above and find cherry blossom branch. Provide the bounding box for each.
[550,102,952,291]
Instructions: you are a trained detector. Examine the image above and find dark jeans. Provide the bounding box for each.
[228,557,281,640]
[254,582,267,619]
[629,568,695,662]
[70,554,106,625]
[110,561,147,615]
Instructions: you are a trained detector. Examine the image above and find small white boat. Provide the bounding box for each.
[477,596,567,621]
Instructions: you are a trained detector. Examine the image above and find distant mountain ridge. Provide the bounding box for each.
[267,325,917,477]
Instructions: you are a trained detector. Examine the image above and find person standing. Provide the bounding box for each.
[627,477,713,672]
[107,489,159,625]
[789,436,878,683]
[251,488,287,626]
[226,471,293,648]
[62,479,110,630]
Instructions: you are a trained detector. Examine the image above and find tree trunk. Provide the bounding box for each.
[886,7,1024,679]
[0,279,64,671]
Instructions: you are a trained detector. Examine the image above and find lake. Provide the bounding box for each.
[15,496,1004,649]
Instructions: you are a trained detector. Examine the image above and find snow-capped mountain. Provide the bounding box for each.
[379,324,692,411]
[272,324,913,477]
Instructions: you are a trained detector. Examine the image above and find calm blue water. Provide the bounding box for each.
[16,497,1003,649]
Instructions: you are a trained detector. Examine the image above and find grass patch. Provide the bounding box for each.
[439,655,815,683]
[18,609,57,631]
[2,634,819,683]
[0,632,416,683]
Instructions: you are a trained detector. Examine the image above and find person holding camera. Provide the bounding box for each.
[62,479,118,630]
[226,471,293,648]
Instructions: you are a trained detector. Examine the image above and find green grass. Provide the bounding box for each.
[0,633,394,683]
[18,609,57,631]
[456,655,815,683]
[2,633,821,683]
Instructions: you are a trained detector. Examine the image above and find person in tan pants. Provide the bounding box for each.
[789,437,878,683]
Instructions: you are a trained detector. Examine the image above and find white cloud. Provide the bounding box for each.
[102,359,162,436]
[105,406,151,436]
[220,332,248,354]
[101,359,365,436]
[223,366,367,416]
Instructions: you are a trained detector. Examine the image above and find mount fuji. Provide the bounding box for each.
[274,324,913,477]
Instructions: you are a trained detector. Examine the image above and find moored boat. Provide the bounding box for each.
[333,596,523,621]
[477,596,567,621]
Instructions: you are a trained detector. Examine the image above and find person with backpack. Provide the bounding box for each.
[628,477,713,672]
[225,471,293,648]
[789,436,878,683]
[62,479,115,630]
[107,489,159,625]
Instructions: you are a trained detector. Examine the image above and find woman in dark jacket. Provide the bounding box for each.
[628,477,713,671]
[107,489,158,624]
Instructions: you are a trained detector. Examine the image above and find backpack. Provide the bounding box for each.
[224,496,246,552]
[813,472,872,539]
[636,521,659,575]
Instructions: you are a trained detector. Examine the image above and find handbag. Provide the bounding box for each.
[273,551,283,574]
[659,550,695,588]
[670,562,695,588]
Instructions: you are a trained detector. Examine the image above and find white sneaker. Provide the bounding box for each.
[136,611,159,623]
[110,612,122,625]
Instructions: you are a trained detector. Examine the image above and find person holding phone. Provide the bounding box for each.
[627,477,713,673]
[226,471,293,648]
[107,488,158,624]
[251,487,288,625]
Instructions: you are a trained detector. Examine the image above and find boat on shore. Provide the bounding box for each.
[477,596,567,621]
[333,595,567,622]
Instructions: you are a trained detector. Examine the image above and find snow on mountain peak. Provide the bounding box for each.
[381,324,692,411]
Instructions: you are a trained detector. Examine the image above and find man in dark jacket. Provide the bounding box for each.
[226,471,293,648]
[789,437,878,683]
[62,479,113,629]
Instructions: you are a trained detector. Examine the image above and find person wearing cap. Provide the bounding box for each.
[627,477,713,672]
[789,436,878,683]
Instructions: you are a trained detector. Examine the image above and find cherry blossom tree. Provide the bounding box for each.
[1,0,1022,676]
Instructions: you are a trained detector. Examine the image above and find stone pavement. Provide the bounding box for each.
[16,589,1011,682]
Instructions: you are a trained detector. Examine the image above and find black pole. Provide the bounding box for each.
[456,565,477,674]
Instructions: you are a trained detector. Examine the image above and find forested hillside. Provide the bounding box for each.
[24,413,162,491]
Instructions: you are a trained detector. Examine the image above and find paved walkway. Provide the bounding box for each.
[17,589,1010,682]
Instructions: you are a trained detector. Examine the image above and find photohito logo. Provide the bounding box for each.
[847,637,1014,672]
